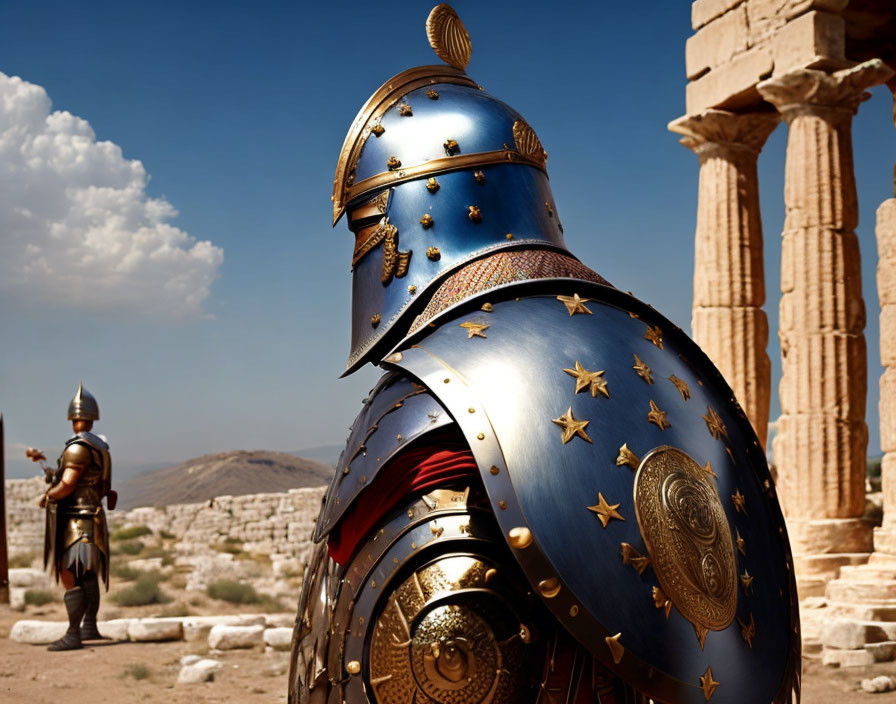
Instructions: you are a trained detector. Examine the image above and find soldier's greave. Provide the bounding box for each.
[79,571,104,640]
[47,586,85,651]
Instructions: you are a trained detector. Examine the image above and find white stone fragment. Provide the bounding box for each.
[208,623,265,650]
[861,676,896,693]
[128,618,184,642]
[177,658,223,684]
[263,627,293,651]
[9,620,67,644]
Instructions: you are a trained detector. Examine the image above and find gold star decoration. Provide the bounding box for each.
[738,613,756,648]
[700,666,720,701]
[669,375,691,400]
[644,324,664,349]
[740,569,754,593]
[652,586,672,619]
[552,407,592,444]
[556,293,593,316]
[736,529,746,556]
[587,492,624,527]
[605,633,624,664]
[647,400,670,430]
[633,354,654,384]
[695,624,709,650]
[620,542,650,575]
[731,488,747,515]
[703,405,728,440]
[616,443,640,470]
[459,321,489,339]
[563,361,609,398]
[703,461,717,478]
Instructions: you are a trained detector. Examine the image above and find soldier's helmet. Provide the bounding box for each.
[334,4,569,375]
[67,382,100,421]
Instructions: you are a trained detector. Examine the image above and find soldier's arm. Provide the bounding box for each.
[45,444,90,501]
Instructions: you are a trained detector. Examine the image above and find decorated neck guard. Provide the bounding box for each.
[335,4,572,375]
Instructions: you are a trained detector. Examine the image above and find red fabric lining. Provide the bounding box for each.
[327,432,478,565]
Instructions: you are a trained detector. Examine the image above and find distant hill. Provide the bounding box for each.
[115,450,334,510]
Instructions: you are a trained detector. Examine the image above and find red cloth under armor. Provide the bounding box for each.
[327,431,478,565]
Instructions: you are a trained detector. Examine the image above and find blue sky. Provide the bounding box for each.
[0,1,893,478]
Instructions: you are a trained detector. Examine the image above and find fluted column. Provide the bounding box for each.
[758,60,892,557]
[876,85,896,556]
[669,110,779,449]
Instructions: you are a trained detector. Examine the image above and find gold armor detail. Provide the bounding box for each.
[369,555,526,704]
[633,446,738,633]
[44,438,111,587]
[426,4,472,71]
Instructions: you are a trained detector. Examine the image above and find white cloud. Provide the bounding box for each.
[0,72,223,319]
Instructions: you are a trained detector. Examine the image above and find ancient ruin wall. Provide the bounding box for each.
[4,477,326,561]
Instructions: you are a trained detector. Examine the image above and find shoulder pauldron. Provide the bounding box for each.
[314,371,455,541]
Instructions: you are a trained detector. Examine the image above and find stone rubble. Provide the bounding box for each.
[177,658,223,684]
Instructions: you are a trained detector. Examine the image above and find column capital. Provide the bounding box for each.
[669,109,780,158]
[757,59,894,121]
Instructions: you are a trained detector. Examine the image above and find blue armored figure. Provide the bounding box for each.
[289,5,800,703]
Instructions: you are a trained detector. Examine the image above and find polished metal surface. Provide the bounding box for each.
[66,383,100,421]
[388,278,800,704]
[314,371,455,541]
[335,59,566,374]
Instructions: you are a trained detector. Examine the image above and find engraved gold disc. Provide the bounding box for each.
[633,446,737,631]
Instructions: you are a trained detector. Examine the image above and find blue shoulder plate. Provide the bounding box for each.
[313,371,455,541]
[388,279,799,704]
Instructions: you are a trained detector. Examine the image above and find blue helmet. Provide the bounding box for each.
[333,5,570,374]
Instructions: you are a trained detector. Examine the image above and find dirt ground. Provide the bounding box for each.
[3,605,896,704]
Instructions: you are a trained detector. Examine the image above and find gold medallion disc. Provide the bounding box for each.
[634,446,737,631]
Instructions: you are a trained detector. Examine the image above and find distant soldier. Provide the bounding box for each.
[31,384,114,651]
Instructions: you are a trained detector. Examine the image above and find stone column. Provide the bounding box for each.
[757,60,893,573]
[669,110,779,449]
[876,85,896,558]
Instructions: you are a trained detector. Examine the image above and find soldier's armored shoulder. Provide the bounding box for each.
[59,440,93,472]
[381,278,800,704]
[314,370,455,541]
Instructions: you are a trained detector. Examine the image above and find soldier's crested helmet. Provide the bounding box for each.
[334,4,569,374]
[67,382,99,421]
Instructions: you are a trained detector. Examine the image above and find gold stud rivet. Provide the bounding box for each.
[420,213,434,229]
[508,526,533,549]
[347,660,361,675]
[473,170,485,184]
[408,285,417,294]
[427,89,439,99]
[569,605,579,617]
[426,246,440,261]
[426,177,440,193]
[399,103,413,116]
[468,408,476,414]
[370,313,380,327]
[506,233,513,240]
[443,378,450,384]
[499,500,507,510]
[490,465,499,475]
[538,577,562,598]
[476,432,485,440]
[387,156,401,170]
[370,124,384,136]
[444,138,459,155]
[481,302,493,312]
[545,201,554,217]
[468,205,482,223]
